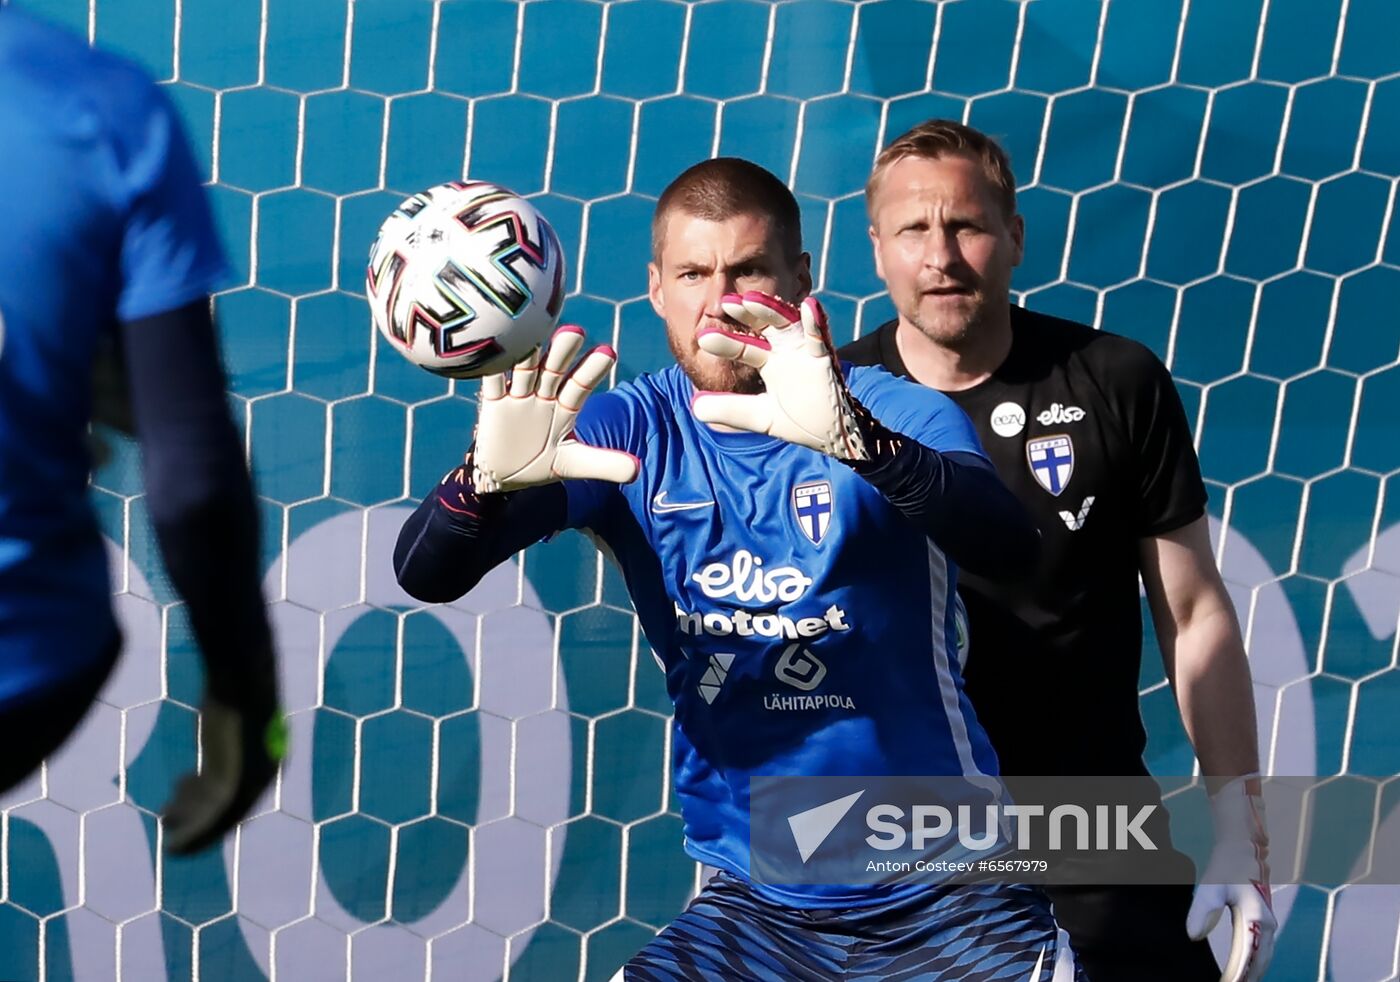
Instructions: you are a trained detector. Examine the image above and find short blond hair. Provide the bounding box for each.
[866,119,1017,221]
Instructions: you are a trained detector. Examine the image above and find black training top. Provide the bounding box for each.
[841,305,1207,776]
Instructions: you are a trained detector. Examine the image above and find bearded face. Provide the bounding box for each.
[648,209,811,395]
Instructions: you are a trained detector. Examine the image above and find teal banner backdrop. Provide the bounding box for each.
[2,1,1398,979]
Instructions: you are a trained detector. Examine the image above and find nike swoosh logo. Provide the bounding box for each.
[1028,945,1046,981]
[652,491,716,513]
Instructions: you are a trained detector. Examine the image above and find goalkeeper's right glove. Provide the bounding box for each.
[471,325,639,493]
[1186,776,1277,982]
[691,293,871,462]
[161,645,286,856]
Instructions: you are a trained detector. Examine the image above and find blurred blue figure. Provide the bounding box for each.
[0,7,282,853]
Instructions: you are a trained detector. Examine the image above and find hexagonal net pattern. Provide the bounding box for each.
[0,0,1397,980]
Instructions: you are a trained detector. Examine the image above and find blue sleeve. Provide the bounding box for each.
[845,364,986,459]
[563,385,645,531]
[843,364,1038,579]
[113,77,229,322]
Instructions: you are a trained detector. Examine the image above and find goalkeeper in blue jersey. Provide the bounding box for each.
[0,9,282,853]
[396,157,1086,979]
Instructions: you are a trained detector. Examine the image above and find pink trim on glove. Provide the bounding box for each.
[696,325,773,350]
[730,290,800,321]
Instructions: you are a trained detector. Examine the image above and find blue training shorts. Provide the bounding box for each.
[621,871,1086,981]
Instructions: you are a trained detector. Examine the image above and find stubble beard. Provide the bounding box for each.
[667,329,764,395]
[903,288,995,351]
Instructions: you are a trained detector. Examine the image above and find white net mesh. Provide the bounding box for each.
[1,0,1398,979]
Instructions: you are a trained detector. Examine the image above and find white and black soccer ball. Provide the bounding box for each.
[366,181,566,379]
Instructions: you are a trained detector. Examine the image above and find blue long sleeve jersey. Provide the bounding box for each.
[397,363,1039,906]
[0,9,270,709]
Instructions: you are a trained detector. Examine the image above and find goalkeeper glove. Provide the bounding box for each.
[471,325,639,493]
[1186,776,1276,982]
[691,293,870,462]
[161,647,286,856]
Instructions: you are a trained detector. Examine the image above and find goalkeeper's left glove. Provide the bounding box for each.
[692,293,871,462]
[1186,776,1276,982]
[161,645,287,856]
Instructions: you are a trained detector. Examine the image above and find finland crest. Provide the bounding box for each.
[1027,434,1074,496]
[793,481,833,544]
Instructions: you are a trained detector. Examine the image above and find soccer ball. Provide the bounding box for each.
[366,181,566,379]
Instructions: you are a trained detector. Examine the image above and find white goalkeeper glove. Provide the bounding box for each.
[692,292,870,462]
[471,325,639,493]
[1186,776,1276,982]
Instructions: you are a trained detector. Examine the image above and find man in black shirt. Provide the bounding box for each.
[841,120,1275,982]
